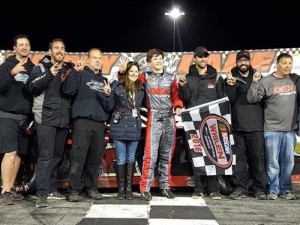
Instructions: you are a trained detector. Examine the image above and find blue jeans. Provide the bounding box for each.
[113,139,139,165]
[264,131,295,194]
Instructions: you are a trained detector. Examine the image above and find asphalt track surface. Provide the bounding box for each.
[1,184,300,225]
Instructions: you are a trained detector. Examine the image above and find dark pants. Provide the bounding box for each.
[232,131,267,193]
[35,122,68,196]
[194,174,220,194]
[68,119,106,190]
[183,132,220,194]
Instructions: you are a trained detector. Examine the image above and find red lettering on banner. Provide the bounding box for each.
[176,51,276,74]
[190,134,202,152]
[210,124,225,160]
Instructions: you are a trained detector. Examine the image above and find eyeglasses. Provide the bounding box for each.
[237,59,250,63]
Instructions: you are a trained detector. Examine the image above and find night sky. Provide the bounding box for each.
[1,0,299,53]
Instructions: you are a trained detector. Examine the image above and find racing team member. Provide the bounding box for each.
[119,48,183,201]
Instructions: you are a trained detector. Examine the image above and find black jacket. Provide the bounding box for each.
[226,66,264,132]
[63,66,112,122]
[105,82,144,140]
[0,55,34,115]
[179,64,226,109]
[27,55,74,128]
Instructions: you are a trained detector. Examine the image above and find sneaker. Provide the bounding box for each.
[10,189,24,201]
[192,191,204,199]
[160,189,175,199]
[141,191,152,201]
[230,191,247,200]
[86,187,104,200]
[0,192,13,205]
[47,191,66,200]
[210,192,222,200]
[255,191,267,200]
[35,195,48,208]
[278,192,296,200]
[267,192,277,200]
[68,191,80,202]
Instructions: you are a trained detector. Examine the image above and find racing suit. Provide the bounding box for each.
[139,71,183,192]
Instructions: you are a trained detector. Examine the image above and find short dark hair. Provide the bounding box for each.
[49,38,65,50]
[146,48,164,62]
[276,53,292,63]
[13,34,29,47]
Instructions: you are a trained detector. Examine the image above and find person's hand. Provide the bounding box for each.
[74,56,87,71]
[12,58,27,75]
[50,62,63,76]
[103,80,111,96]
[253,68,262,82]
[178,70,187,87]
[119,57,128,73]
[175,107,182,116]
[226,72,236,85]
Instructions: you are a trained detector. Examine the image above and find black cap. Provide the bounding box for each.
[236,50,251,60]
[194,46,209,57]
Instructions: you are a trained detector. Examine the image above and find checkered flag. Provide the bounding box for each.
[181,97,235,176]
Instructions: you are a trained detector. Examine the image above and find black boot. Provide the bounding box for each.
[126,163,134,200]
[116,164,126,200]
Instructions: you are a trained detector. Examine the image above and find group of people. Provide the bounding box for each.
[0,34,298,208]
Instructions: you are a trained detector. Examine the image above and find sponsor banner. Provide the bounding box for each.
[181,97,235,176]
[1,48,300,80]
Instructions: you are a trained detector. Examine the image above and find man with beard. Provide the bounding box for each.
[0,35,35,205]
[178,46,226,200]
[226,50,267,200]
[27,38,83,207]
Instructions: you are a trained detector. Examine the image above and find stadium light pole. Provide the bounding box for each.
[165,8,185,52]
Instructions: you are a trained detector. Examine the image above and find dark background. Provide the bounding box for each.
[1,0,299,53]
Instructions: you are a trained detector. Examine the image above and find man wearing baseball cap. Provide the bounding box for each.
[178,46,226,200]
[193,46,210,58]
[226,50,267,200]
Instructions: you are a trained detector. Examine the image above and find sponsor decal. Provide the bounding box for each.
[207,83,215,88]
[199,114,232,169]
[148,77,156,82]
[14,73,29,83]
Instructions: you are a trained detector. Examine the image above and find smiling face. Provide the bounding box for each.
[88,49,103,73]
[236,57,251,74]
[49,41,65,63]
[193,55,209,69]
[14,37,31,60]
[127,65,139,83]
[148,54,164,73]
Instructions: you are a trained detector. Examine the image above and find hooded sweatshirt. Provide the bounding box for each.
[0,55,34,115]
[179,64,226,109]
[63,66,111,122]
[226,66,264,132]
